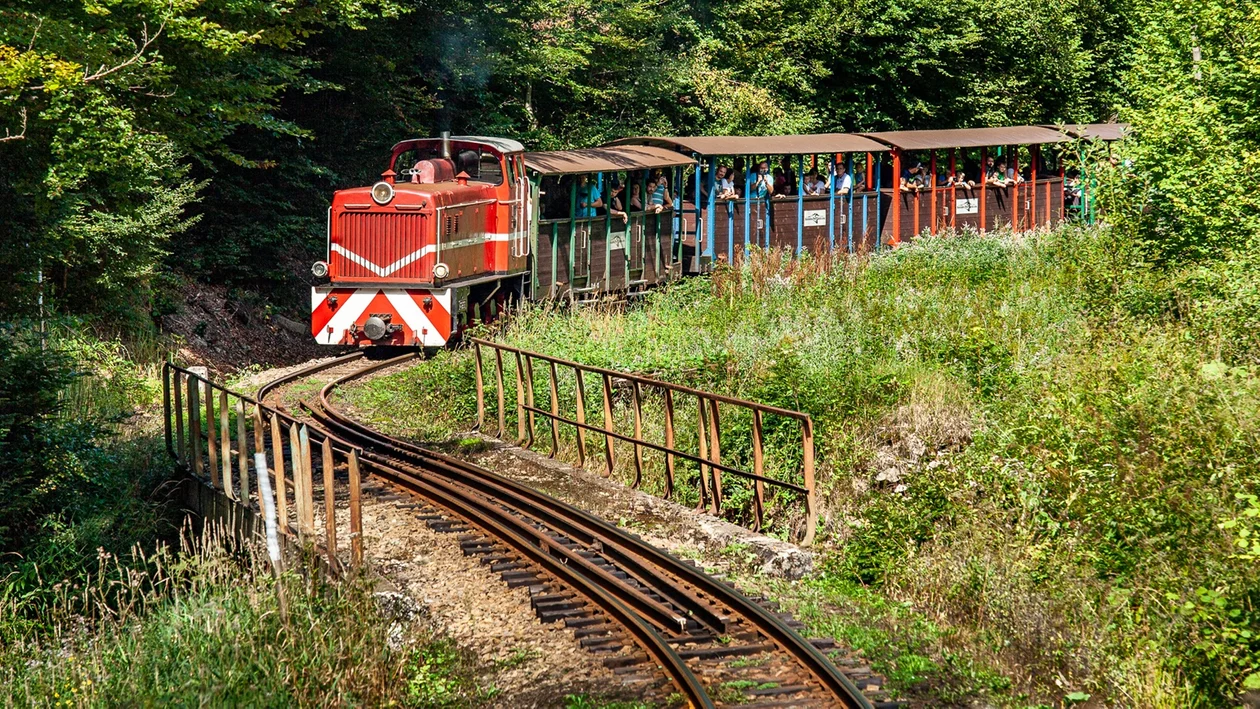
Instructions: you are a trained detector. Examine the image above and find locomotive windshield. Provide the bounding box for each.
[390,141,504,185]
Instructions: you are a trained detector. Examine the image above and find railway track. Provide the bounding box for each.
[262,351,898,708]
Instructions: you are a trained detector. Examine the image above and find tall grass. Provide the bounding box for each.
[2,522,494,708]
[341,224,1260,705]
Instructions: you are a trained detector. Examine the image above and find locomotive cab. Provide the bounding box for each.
[310,134,531,348]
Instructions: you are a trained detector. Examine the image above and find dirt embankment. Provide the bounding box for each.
[160,280,344,376]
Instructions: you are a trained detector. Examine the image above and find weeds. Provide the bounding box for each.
[341,225,1260,704]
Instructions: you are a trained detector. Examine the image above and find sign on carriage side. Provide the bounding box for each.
[803,209,827,227]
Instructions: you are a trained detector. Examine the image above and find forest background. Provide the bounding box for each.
[2,0,1259,705]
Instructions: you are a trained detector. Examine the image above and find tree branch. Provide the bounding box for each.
[1,108,28,143]
[81,18,166,84]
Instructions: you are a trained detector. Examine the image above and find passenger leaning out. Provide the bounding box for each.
[900,162,926,192]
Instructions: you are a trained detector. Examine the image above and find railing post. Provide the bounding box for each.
[695,397,710,512]
[494,348,506,438]
[573,368,588,467]
[547,361,560,457]
[514,352,527,445]
[601,373,615,478]
[288,422,304,542]
[707,399,722,516]
[188,374,202,477]
[751,409,766,532]
[801,417,817,546]
[173,370,184,465]
[523,355,537,447]
[348,449,364,569]
[298,424,315,540]
[236,398,250,505]
[206,381,219,489]
[163,364,172,457]
[271,413,288,536]
[219,391,233,499]
[474,341,485,430]
[662,389,676,498]
[630,381,644,489]
[322,439,339,572]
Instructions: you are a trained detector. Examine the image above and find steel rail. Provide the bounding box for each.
[349,453,714,708]
[319,356,873,708]
[256,350,365,402]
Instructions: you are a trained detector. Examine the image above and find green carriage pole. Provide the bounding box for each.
[796,154,805,254]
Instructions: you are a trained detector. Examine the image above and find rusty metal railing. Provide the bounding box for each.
[162,362,365,572]
[470,338,818,545]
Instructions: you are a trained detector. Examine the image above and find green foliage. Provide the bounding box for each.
[1101,0,1260,264]
[345,226,1260,702]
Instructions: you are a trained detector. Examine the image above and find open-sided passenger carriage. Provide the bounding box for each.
[612,123,1125,269]
[523,146,696,303]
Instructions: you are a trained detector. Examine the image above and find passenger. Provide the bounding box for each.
[731,158,746,196]
[772,167,788,198]
[779,156,798,196]
[607,181,628,221]
[629,182,643,211]
[803,170,828,196]
[716,165,737,200]
[986,160,1012,187]
[833,164,853,195]
[751,160,774,199]
[900,162,926,192]
[576,175,603,217]
[648,171,670,213]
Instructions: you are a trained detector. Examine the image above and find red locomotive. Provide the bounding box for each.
[310,133,531,347]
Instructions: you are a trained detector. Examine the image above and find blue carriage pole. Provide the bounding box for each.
[796,154,805,255]
[847,153,855,253]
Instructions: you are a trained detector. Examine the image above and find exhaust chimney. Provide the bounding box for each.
[440,131,451,160]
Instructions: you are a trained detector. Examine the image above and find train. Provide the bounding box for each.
[310,124,1123,348]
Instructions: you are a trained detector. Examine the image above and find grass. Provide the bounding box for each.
[2,526,496,708]
[339,224,1260,706]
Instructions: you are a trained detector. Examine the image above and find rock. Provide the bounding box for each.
[273,313,308,335]
[758,544,814,579]
[875,467,902,484]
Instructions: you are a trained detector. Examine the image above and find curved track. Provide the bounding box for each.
[271,352,891,708]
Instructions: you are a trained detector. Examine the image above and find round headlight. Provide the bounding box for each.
[371,181,394,205]
[311,261,328,278]
[432,262,449,280]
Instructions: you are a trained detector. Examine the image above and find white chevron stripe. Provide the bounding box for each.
[314,290,376,345]
[384,291,446,347]
[332,243,436,277]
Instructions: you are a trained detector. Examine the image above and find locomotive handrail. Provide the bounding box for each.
[469,338,818,544]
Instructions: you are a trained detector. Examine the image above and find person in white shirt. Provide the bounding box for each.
[803,170,828,195]
[833,164,853,195]
[715,165,736,199]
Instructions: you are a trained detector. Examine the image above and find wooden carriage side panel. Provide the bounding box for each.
[587,220,609,290]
